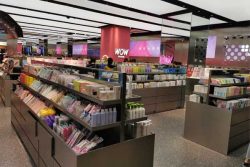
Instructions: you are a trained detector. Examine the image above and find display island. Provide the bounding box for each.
[11,62,155,167]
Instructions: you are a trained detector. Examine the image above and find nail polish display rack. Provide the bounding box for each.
[11,62,155,167]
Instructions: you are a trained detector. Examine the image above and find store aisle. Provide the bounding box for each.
[0,102,32,167]
[149,109,247,167]
[0,100,247,167]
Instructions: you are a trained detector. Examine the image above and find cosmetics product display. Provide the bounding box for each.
[30,57,88,67]
[189,94,202,103]
[126,102,146,120]
[213,86,244,98]
[118,63,153,74]
[15,86,47,114]
[194,85,208,94]
[125,65,186,90]
[127,120,152,138]
[211,78,242,85]
[24,65,121,101]
[19,74,118,127]
[49,114,104,154]
[186,69,250,155]
[130,80,185,89]
[187,67,213,79]
[217,98,250,112]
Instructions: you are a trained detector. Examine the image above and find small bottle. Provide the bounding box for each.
[100,109,105,126]
[135,104,140,119]
[105,109,109,125]
[131,104,136,119]
[141,104,146,117]
[112,107,117,123]
[127,103,131,120]
[108,108,113,124]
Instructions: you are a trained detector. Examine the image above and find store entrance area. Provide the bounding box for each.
[0,101,246,167]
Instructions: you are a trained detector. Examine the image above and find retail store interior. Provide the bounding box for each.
[0,0,250,167]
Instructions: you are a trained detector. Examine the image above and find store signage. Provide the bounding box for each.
[115,48,129,58]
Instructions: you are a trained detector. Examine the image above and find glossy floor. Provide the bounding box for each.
[0,101,247,167]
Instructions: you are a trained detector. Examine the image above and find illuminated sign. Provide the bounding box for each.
[115,48,129,58]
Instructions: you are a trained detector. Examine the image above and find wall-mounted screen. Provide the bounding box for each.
[73,44,87,55]
[56,45,62,55]
[129,40,161,57]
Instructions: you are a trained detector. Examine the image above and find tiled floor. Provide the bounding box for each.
[0,101,247,167]
[150,109,247,167]
[0,102,32,167]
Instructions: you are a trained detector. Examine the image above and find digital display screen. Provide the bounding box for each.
[73,44,87,55]
[129,40,161,57]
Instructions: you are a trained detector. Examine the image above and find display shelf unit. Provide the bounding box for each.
[11,93,155,167]
[20,82,121,131]
[132,79,181,83]
[12,65,155,167]
[210,82,250,87]
[133,86,185,114]
[125,70,186,114]
[185,69,250,155]
[208,94,250,100]
[23,72,121,106]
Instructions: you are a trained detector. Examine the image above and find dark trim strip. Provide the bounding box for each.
[164,17,190,24]
[17,21,100,35]
[22,28,87,38]
[161,9,191,17]
[192,20,250,31]
[88,0,191,25]
[41,0,191,31]
[21,26,89,36]
[131,31,161,37]
[161,0,235,22]
[8,12,100,28]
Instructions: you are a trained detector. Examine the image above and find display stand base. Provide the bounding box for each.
[184,101,250,155]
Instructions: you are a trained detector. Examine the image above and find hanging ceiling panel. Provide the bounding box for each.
[104,0,185,15]
[0,0,161,31]
[18,23,100,36]
[179,0,249,21]
[0,5,106,27]
[54,0,190,30]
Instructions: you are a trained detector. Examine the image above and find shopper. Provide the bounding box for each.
[87,57,97,68]
[105,58,115,71]
[244,144,250,166]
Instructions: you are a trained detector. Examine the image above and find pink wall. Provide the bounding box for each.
[100,25,130,62]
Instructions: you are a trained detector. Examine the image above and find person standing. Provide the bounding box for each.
[104,58,115,71]
[244,144,250,166]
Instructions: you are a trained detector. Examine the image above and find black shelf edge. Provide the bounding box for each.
[127,72,186,75]
[127,72,165,75]
[132,79,183,83]
[210,82,250,87]
[209,94,250,100]
[193,92,207,96]
[19,82,121,132]
[126,95,142,102]
[125,117,148,124]
[23,72,121,106]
